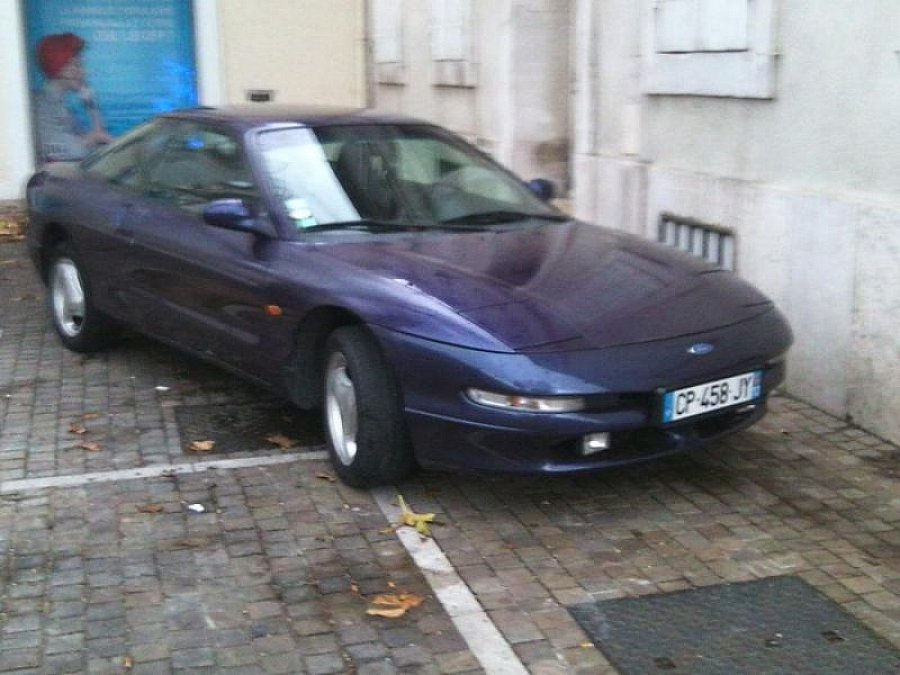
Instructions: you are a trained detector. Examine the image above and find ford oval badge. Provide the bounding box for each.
[688,342,715,356]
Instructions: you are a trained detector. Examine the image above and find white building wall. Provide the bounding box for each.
[575,0,900,444]
[370,0,571,187]
[217,0,366,107]
[0,3,39,201]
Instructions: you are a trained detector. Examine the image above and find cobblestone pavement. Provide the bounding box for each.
[2,238,899,674]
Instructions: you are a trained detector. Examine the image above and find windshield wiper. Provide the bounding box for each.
[298,219,423,233]
[440,210,569,226]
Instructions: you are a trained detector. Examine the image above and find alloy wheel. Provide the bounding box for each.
[51,258,86,338]
[325,351,358,465]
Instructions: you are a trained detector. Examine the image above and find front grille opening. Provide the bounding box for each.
[658,212,736,271]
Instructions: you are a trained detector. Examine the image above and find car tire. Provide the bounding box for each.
[47,242,117,353]
[322,325,415,487]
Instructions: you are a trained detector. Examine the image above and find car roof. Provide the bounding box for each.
[162,105,430,130]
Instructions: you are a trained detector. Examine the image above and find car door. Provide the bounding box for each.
[117,121,287,375]
[59,121,172,317]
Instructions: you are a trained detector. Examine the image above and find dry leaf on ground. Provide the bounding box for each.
[0,220,25,242]
[316,472,337,482]
[187,440,215,453]
[265,433,297,449]
[77,441,102,452]
[137,504,164,514]
[68,424,88,435]
[365,592,425,619]
[83,412,102,420]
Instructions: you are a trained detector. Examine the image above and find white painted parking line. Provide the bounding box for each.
[0,451,329,495]
[372,487,529,675]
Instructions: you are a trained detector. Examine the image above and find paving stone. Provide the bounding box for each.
[345,641,389,662]
[253,651,301,674]
[43,651,86,674]
[391,644,431,667]
[356,661,399,675]
[171,647,216,669]
[304,652,345,675]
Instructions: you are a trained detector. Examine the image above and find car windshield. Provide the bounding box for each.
[256,124,564,233]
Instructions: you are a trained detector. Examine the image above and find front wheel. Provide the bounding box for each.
[322,326,415,487]
[47,243,117,352]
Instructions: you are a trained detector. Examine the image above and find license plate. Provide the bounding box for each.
[661,371,762,423]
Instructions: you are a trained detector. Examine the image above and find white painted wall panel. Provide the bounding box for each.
[849,207,900,443]
[373,0,404,63]
[656,0,699,53]
[699,0,749,51]
[784,196,857,415]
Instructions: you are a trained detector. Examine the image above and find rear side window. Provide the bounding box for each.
[142,123,258,213]
[83,121,175,188]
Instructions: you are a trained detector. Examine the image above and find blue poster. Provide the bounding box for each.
[24,0,198,162]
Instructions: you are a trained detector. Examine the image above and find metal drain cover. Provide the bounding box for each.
[570,576,900,675]
[174,401,323,454]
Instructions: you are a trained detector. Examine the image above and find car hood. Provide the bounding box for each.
[320,220,775,352]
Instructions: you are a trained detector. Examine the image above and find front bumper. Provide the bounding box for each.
[404,397,770,473]
[371,307,792,474]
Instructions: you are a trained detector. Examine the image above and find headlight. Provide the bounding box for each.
[466,388,585,413]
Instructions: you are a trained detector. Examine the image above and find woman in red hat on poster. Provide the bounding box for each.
[34,32,112,162]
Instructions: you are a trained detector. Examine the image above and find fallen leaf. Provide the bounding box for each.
[265,433,297,449]
[0,219,25,236]
[365,592,425,619]
[137,504,164,514]
[316,472,337,482]
[123,655,134,670]
[77,441,103,452]
[69,424,89,435]
[83,412,102,420]
[187,440,215,453]
[394,495,437,537]
[12,294,35,302]
[351,583,360,594]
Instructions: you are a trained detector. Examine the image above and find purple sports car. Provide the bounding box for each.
[26,106,792,486]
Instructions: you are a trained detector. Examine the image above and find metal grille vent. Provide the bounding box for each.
[658,213,736,270]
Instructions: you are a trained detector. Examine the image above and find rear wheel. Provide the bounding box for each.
[47,243,117,352]
[322,325,414,487]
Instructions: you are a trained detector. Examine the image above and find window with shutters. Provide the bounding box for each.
[642,0,776,98]
[430,0,477,87]
[371,0,405,84]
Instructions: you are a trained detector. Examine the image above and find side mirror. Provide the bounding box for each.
[202,199,275,237]
[526,178,556,202]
